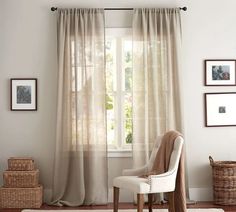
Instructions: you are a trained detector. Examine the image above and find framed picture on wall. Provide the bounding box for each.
[205,59,236,86]
[10,78,37,111]
[205,92,236,127]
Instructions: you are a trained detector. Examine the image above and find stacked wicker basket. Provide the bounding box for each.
[0,157,43,208]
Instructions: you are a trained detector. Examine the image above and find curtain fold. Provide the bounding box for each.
[132,8,182,168]
[50,8,108,206]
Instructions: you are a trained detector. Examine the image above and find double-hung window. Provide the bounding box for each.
[105,28,133,155]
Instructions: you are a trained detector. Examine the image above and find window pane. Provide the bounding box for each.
[125,67,132,92]
[106,38,116,92]
[124,93,132,144]
[124,41,132,62]
[125,119,132,144]
[124,93,132,119]
[107,119,115,146]
[106,93,115,146]
[106,93,114,119]
[123,40,132,92]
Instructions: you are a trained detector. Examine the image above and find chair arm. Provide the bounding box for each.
[147,170,177,193]
[122,165,149,176]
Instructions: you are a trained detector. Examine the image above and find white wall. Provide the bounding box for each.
[179,0,236,201]
[0,0,58,201]
[1,0,236,202]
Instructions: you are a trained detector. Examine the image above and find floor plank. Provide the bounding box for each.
[1,202,236,212]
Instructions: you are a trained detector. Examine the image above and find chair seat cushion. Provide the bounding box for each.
[113,176,150,194]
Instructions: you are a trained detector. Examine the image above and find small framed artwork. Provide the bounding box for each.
[10,78,37,111]
[205,92,236,127]
[205,59,236,86]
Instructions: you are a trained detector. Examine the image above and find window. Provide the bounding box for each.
[105,28,133,154]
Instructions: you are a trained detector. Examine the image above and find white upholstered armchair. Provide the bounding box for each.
[113,134,184,212]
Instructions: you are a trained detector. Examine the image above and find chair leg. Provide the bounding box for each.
[137,193,144,212]
[113,187,119,212]
[148,193,153,212]
[168,192,175,212]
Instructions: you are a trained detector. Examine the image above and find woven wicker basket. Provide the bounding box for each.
[3,169,39,188]
[209,156,236,205]
[8,157,35,171]
[0,185,43,208]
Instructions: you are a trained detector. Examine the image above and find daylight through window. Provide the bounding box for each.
[105,28,133,151]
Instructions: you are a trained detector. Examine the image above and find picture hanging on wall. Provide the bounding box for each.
[205,92,236,127]
[10,78,37,111]
[205,59,236,86]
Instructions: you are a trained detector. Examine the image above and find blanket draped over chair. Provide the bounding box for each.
[150,130,187,212]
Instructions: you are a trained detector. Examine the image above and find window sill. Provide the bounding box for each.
[108,149,132,158]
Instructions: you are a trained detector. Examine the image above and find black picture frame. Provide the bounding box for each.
[10,78,37,111]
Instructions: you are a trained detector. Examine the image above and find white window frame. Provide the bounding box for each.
[106,28,133,158]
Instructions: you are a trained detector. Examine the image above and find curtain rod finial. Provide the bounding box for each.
[51,7,57,11]
[180,6,187,11]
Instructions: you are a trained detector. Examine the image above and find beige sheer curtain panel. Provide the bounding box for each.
[50,8,108,206]
[132,8,182,168]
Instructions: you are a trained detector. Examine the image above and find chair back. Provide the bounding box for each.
[168,136,184,173]
[147,135,183,172]
[147,135,184,193]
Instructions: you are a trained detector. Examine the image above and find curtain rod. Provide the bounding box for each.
[51,7,187,12]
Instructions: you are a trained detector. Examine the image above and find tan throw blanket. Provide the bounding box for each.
[150,130,187,212]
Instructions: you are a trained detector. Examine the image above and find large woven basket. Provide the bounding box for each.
[0,185,43,208]
[8,157,35,171]
[3,169,39,188]
[209,156,236,205]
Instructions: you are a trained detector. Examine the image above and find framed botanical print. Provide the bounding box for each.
[10,78,37,111]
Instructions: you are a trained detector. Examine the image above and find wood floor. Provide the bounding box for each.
[1,202,236,212]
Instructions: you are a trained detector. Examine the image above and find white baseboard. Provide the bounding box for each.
[189,187,213,201]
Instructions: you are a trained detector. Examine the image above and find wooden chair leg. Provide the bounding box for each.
[168,192,175,212]
[148,193,153,212]
[137,193,144,212]
[113,187,119,212]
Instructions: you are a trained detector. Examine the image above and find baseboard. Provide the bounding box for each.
[189,187,213,201]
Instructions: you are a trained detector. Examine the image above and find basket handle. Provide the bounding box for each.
[209,156,214,165]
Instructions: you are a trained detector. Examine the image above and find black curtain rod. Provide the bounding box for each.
[51,7,187,12]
